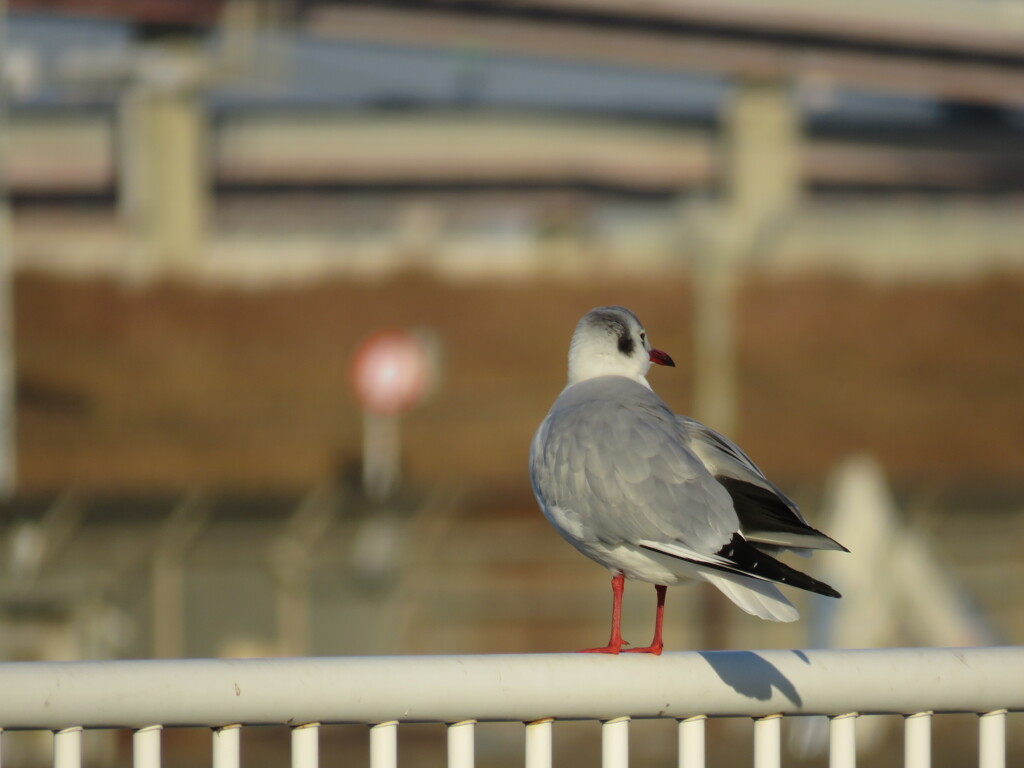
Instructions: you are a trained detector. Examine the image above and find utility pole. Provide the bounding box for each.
[694,77,801,438]
[693,77,801,649]
[0,0,17,496]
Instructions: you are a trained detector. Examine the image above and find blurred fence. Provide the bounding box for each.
[1,475,1023,663]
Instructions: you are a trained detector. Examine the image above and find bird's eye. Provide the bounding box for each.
[640,332,646,342]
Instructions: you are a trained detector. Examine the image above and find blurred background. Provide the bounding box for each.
[1,0,1024,765]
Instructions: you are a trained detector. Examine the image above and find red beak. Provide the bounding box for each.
[649,348,675,367]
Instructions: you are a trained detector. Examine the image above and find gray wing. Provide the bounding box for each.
[675,414,846,553]
[530,377,738,555]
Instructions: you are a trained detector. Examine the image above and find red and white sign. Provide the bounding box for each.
[350,330,432,415]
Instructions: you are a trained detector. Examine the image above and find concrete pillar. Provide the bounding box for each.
[118,41,208,276]
[725,77,801,227]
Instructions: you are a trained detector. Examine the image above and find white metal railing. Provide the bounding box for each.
[0,646,1020,768]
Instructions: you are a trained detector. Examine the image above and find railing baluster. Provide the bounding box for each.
[903,711,931,768]
[53,727,83,768]
[447,719,476,768]
[677,715,706,768]
[133,725,162,768]
[212,724,241,768]
[978,709,1007,768]
[754,714,781,768]
[291,722,319,768]
[601,716,629,768]
[829,712,857,768]
[370,721,398,768]
[525,718,553,768]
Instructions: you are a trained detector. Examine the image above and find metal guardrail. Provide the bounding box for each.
[0,646,1019,767]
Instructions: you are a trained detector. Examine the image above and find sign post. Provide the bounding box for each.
[350,330,434,502]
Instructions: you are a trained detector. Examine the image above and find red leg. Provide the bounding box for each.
[579,572,628,654]
[623,584,666,655]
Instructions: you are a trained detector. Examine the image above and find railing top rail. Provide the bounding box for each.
[0,646,1021,731]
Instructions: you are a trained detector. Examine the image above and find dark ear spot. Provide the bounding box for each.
[616,326,635,356]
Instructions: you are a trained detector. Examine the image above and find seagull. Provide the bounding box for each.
[529,306,846,654]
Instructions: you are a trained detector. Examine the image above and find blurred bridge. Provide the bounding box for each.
[19,0,1024,104]
[6,0,1024,281]
[311,0,1024,106]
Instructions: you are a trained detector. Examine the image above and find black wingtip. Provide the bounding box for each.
[724,534,843,598]
[644,533,843,599]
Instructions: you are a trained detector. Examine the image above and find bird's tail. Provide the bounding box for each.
[700,570,800,622]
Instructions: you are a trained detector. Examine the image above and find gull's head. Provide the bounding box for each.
[567,306,675,387]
